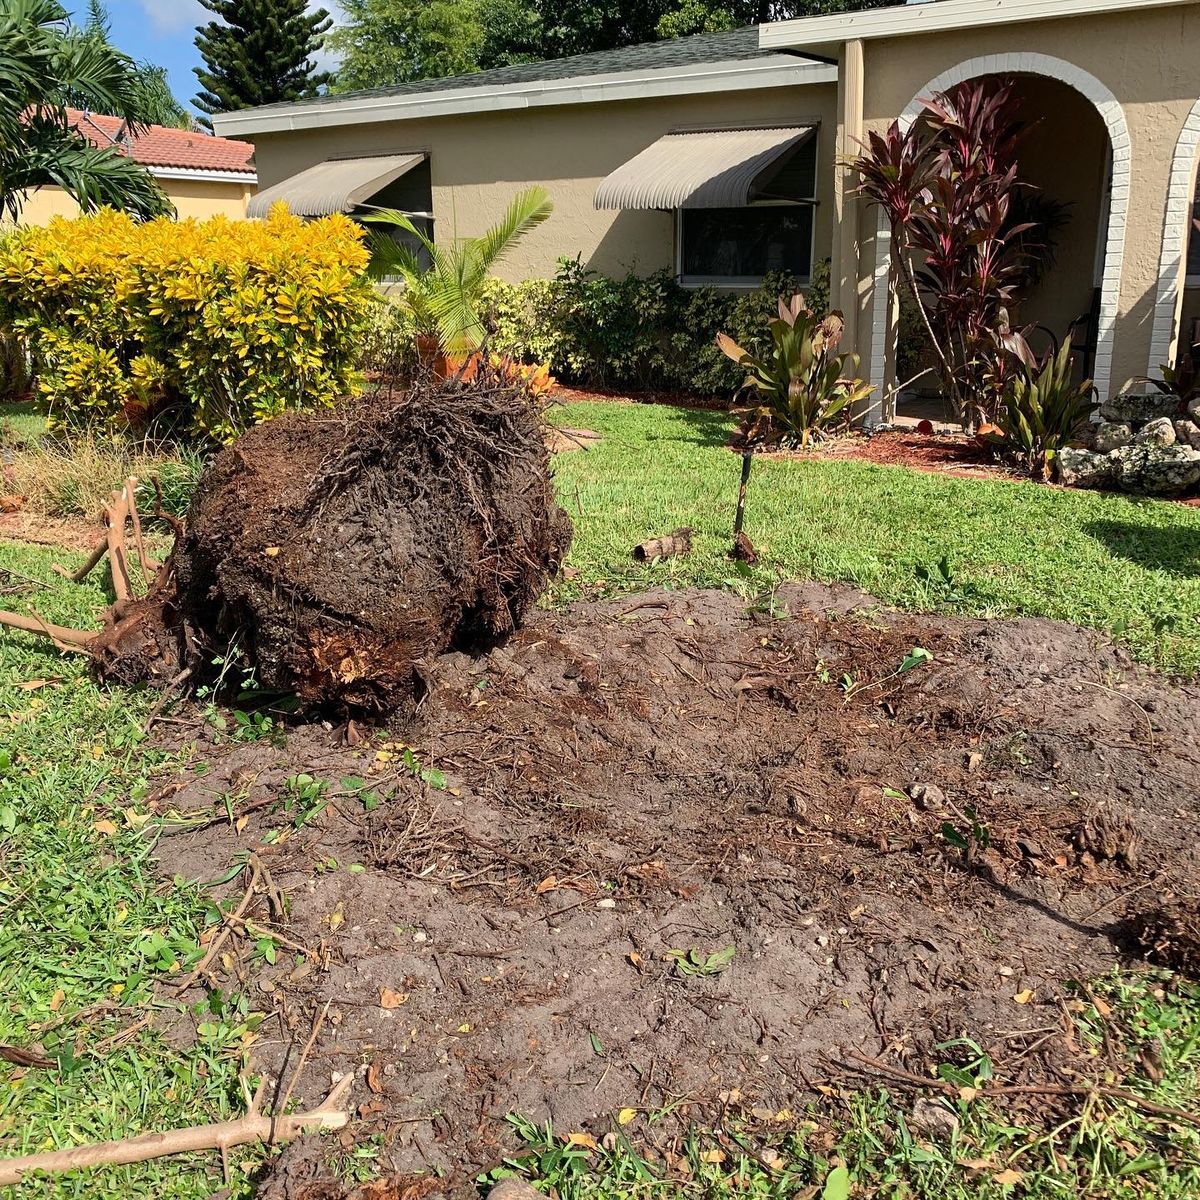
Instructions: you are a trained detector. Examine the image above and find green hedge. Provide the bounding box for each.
[478,257,832,396]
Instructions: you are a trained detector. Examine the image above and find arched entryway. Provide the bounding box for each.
[868,53,1130,416]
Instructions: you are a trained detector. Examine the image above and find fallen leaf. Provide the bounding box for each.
[699,1149,726,1165]
[958,1086,980,1102]
[235,816,249,833]
[1013,989,1035,1005]
[627,951,643,968]
[328,903,345,931]
[617,1108,636,1126]
[264,546,281,557]
[14,679,55,692]
[993,1169,1023,1186]
[366,1058,384,1094]
[566,1132,597,1151]
[48,989,65,1013]
[379,988,408,1010]
[536,875,558,894]
[93,819,118,836]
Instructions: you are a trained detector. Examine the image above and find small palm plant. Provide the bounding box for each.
[363,187,553,361]
[717,295,873,447]
[995,340,1094,479]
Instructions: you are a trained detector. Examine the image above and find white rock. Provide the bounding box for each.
[1133,417,1177,447]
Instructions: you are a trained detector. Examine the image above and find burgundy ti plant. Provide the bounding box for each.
[850,79,1038,430]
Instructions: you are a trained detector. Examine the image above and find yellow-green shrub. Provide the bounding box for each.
[0,205,372,442]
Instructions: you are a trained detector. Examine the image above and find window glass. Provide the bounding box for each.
[681,206,813,284]
[1188,194,1200,282]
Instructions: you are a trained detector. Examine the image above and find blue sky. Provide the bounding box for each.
[63,1,342,119]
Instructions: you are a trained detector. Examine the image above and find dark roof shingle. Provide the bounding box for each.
[242,26,813,115]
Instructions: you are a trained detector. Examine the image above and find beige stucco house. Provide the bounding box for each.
[14,110,257,226]
[216,0,1200,418]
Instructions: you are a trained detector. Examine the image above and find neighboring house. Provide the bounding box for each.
[15,110,257,225]
[217,0,1200,418]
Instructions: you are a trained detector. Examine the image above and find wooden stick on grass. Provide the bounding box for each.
[0,610,97,652]
[0,1075,352,1187]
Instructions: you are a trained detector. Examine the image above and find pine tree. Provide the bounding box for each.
[193,0,333,131]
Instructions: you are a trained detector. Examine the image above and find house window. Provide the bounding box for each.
[1187,191,1200,287]
[679,205,815,288]
[675,133,817,289]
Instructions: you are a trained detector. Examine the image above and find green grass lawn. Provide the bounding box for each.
[0,542,248,1199]
[0,399,45,448]
[550,401,1200,674]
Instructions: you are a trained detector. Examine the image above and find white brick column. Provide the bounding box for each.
[1148,98,1200,374]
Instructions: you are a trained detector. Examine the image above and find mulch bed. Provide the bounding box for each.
[147,583,1200,1196]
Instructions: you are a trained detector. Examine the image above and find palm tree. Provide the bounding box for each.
[364,187,553,356]
[0,0,171,223]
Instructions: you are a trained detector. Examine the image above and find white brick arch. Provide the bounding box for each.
[1148,97,1200,374]
[868,53,1131,408]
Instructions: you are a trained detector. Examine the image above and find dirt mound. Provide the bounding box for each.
[92,377,572,714]
[151,586,1200,1192]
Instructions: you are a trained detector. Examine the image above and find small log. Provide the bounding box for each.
[633,527,693,562]
[0,1076,352,1186]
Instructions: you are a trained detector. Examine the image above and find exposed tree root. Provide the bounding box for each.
[0,1076,352,1187]
[1,378,571,717]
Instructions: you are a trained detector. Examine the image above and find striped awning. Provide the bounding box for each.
[248,153,426,219]
[594,126,816,211]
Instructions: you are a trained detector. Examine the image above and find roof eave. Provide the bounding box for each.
[212,56,837,137]
[759,0,1200,54]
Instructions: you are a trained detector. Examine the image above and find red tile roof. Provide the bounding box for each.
[66,109,257,177]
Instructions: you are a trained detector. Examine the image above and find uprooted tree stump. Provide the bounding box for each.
[0,376,573,717]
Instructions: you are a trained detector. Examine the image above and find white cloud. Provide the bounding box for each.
[134,0,205,35]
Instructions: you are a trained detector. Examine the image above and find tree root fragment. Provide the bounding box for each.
[0,1076,352,1187]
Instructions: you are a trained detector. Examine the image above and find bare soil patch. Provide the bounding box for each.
[0,509,101,553]
[149,585,1200,1195]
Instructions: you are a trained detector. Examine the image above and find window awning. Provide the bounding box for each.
[594,126,816,211]
[247,153,427,219]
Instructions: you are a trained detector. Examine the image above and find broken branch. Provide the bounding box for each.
[0,1076,352,1187]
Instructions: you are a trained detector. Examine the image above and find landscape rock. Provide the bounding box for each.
[1189,396,1200,423]
[488,1182,544,1200]
[910,1097,960,1140]
[1176,418,1200,450]
[1113,443,1200,496]
[1133,417,1177,447]
[1057,447,1117,490]
[1100,391,1181,424]
[1092,421,1132,453]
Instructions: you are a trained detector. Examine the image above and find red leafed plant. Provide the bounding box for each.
[850,79,1038,431]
